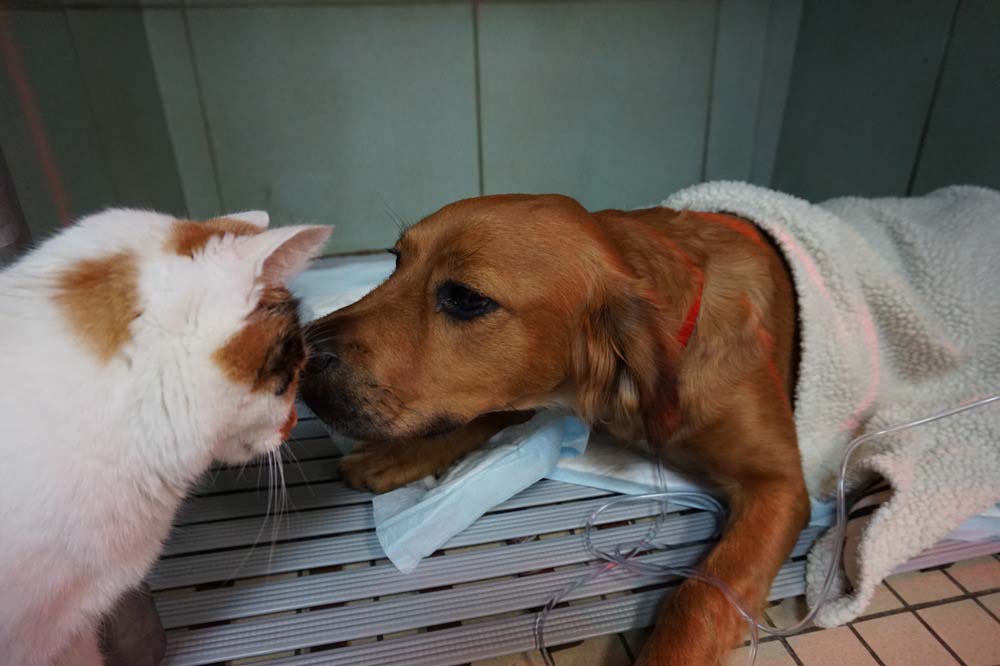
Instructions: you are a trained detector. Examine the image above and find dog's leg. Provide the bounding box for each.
[340,411,532,493]
[637,388,808,666]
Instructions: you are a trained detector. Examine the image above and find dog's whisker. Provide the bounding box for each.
[303,332,345,346]
[379,196,412,235]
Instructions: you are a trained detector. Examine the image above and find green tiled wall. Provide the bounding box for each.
[772,0,958,200]
[477,1,715,208]
[1,1,997,253]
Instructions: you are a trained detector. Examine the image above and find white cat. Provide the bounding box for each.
[0,209,331,665]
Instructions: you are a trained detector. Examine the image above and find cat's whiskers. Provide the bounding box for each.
[265,450,277,573]
[279,440,310,503]
[273,449,289,555]
[264,448,291,577]
[225,450,280,585]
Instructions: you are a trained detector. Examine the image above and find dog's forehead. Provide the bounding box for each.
[406,194,590,257]
[396,196,605,301]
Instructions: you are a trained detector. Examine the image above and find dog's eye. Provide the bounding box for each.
[387,247,400,269]
[436,281,498,321]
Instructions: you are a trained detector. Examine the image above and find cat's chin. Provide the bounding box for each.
[216,434,285,466]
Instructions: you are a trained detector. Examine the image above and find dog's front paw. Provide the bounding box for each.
[339,443,431,493]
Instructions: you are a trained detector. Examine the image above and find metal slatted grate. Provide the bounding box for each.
[152,408,1000,665]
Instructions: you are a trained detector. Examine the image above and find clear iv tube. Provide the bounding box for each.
[534,393,1000,666]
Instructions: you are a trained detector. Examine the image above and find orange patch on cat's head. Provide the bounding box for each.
[54,251,141,363]
[213,286,306,395]
[167,217,264,257]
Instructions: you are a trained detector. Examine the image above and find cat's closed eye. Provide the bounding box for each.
[274,372,295,397]
[263,326,307,397]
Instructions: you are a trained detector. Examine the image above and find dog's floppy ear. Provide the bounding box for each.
[572,278,681,439]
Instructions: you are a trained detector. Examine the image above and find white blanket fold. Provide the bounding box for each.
[662,183,1000,625]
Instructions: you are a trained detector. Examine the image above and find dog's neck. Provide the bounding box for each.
[592,207,707,350]
[675,271,703,350]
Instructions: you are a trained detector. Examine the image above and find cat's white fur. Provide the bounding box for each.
[0,209,330,665]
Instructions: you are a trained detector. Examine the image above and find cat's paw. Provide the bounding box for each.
[339,444,431,493]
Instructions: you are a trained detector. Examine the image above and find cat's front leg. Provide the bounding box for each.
[54,624,103,666]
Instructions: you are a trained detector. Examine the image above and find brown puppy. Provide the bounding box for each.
[300,194,809,665]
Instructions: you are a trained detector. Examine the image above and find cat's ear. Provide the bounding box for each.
[241,225,332,286]
[226,210,270,228]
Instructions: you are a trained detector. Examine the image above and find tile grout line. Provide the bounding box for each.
[942,564,1000,625]
[760,596,807,664]
[881,578,909,606]
[847,623,887,666]
[779,636,806,666]
[880,572,1000,610]
[911,609,969,666]
[616,631,635,663]
[940,565,1000,623]
[884,574,969,666]
[971,595,1000,625]
[940,565,972,595]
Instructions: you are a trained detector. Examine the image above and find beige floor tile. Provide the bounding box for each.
[979,591,1000,618]
[548,634,630,666]
[765,595,810,629]
[946,555,1000,592]
[471,650,549,666]
[918,599,1000,666]
[860,583,904,616]
[620,626,652,656]
[725,639,795,666]
[885,569,963,604]
[787,626,878,666]
[854,613,959,666]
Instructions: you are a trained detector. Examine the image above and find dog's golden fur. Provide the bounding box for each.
[301,194,809,665]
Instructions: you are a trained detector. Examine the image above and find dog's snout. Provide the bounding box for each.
[303,317,350,376]
[305,347,339,375]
